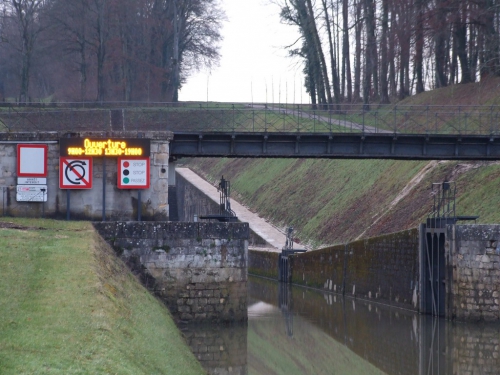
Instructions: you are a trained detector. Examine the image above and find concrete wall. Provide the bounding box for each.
[0,131,172,220]
[447,225,500,321]
[93,221,249,323]
[176,171,269,248]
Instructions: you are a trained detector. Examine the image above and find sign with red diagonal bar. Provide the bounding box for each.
[59,157,93,189]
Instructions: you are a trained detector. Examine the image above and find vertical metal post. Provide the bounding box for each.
[2,187,4,216]
[232,104,235,132]
[138,190,142,221]
[297,105,300,131]
[42,189,45,218]
[264,106,267,132]
[394,106,397,132]
[102,157,106,221]
[426,106,429,134]
[66,190,70,220]
[362,110,365,133]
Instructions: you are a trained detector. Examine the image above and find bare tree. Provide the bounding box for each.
[2,0,46,102]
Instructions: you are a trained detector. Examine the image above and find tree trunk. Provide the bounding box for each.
[379,0,389,103]
[342,0,352,102]
[321,0,341,108]
[434,0,448,88]
[306,0,332,108]
[415,0,425,94]
[353,0,362,102]
[95,0,107,102]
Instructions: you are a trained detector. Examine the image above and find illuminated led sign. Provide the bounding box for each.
[60,138,150,157]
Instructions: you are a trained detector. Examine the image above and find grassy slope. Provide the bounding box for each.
[0,218,205,375]
[186,78,500,246]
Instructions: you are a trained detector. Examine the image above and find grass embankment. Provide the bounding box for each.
[0,218,205,375]
[188,157,500,246]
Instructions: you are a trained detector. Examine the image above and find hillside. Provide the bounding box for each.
[185,79,500,247]
[0,218,204,375]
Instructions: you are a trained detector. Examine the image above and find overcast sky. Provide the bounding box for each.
[179,0,309,104]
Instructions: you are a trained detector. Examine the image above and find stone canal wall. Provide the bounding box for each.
[94,221,249,323]
[248,250,280,279]
[250,228,420,311]
[447,225,500,321]
[175,171,269,248]
[0,131,172,220]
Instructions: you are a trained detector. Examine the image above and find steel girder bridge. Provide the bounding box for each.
[3,103,500,160]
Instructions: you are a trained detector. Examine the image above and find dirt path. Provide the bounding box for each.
[251,104,391,133]
[354,161,440,240]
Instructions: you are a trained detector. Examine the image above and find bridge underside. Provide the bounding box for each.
[171,132,500,160]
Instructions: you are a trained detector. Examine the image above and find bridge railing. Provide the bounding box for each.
[1,102,500,135]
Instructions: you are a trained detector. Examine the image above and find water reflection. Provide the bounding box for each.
[181,276,500,375]
[180,323,247,375]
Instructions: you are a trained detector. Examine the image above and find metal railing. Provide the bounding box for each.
[1,102,500,135]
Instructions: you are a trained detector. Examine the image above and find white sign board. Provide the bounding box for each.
[17,144,48,177]
[117,158,150,189]
[16,185,48,202]
[17,177,47,185]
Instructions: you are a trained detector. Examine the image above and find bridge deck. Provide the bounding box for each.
[171,132,500,160]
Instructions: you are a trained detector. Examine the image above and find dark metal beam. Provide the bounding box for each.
[170,132,500,160]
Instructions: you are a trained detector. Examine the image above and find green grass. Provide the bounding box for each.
[187,156,500,247]
[0,218,205,375]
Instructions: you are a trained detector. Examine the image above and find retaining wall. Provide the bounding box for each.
[176,171,269,248]
[248,250,280,279]
[0,131,172,220]
[94,221,249,323]
[447,225,500,321]
[250,228,420,311]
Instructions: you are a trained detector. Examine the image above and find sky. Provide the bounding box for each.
[179,0,310,104]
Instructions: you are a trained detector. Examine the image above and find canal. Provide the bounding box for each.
[180,276,500,375]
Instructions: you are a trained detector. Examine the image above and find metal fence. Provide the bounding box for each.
[1,102,500,135]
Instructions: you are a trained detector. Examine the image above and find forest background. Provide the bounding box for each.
[0,0,499,107]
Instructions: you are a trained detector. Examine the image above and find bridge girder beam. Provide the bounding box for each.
[170,132,500,160]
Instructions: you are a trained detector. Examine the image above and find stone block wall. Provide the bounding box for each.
[94,221,249,323]
[0,131,172,220]
[447,225,500,321]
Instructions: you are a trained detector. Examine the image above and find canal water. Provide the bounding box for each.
[180,276,500,375]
